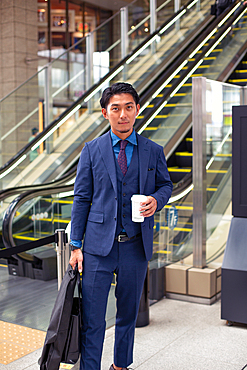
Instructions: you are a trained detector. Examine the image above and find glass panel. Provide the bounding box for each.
[0,69,45,167]
[150,196,193,269]
[205,80,241,263]
[50,41,87,102]
[12,192,73,246]
[94,12,121,72]
[156,0,174,29]
[128,0,150,51]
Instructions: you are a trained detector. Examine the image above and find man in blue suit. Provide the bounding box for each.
[69,82,173,370]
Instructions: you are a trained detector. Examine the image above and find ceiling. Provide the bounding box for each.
[42,0,134,11]
[84,0,133,11]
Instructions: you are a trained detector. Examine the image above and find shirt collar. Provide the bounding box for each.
[110,129,137,146]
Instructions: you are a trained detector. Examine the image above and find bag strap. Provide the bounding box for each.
[73,265,82,299]
[77,270,82,299]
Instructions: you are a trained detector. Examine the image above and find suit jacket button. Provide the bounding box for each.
[123,182,126,186]
[115,197,117,200]
[123,193,126,196]
[114,217,116,220]
[123,214,126,218]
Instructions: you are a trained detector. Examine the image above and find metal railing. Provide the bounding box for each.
[0,229,69,289]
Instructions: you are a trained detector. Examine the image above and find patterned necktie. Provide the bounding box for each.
[117,140,128,176]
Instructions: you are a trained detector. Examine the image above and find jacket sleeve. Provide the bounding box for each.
[150,147,173,211]
[70,144,93,241]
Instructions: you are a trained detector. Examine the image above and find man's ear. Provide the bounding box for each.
[136,104,140,117]
[102,108,108,119]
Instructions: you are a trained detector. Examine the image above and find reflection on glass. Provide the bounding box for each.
[12,193,73,250]
[205,80,240,263]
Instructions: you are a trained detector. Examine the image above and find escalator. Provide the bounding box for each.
[0,0,215,220]
[1,0,247,278]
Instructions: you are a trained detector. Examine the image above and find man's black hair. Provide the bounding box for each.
[100,82,140,109]
[32,127,38,135]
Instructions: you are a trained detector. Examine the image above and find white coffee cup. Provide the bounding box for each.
[131,194,147,222]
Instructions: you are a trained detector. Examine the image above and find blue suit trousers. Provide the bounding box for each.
[80,236,148,370]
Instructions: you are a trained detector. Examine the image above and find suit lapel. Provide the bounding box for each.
[98,132,117,195]
[137,134,150,193]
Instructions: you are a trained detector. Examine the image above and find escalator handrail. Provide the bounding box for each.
[0,0,208,180]
[0,163,77,201]
[2,184,74,253]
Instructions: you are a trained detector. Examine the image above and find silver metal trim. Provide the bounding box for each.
[150,0,157,54]
[45,65,53,154]
[121,7,129,60]
[86,32,94,113]
[192,77,207,268]
[56,229,69,290]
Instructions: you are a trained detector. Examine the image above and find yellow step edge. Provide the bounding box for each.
[12,235,40,241]
[207,169,227,173]
[156,250,172,254]
[161,226,192,232]
[165,205,193,210]
[216,153,232,157]
[168,168,191,172]
[228,79,247,83]
[234,70,247,73]
[175,152,193,156]
[53,219,70,224]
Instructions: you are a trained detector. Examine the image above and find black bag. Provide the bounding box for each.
[216,0,231,15]
[39,264,82,370]
[211,3,216,15]
[62,295,82,364]
[217,0,230,8]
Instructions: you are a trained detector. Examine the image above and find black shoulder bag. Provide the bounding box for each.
[39,264,82,370]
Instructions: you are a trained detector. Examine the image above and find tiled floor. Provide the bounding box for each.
[1,297,247,370]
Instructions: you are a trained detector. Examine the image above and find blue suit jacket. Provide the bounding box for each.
[70,131,173,261]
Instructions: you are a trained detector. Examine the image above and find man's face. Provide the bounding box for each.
[102,93,140,140]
